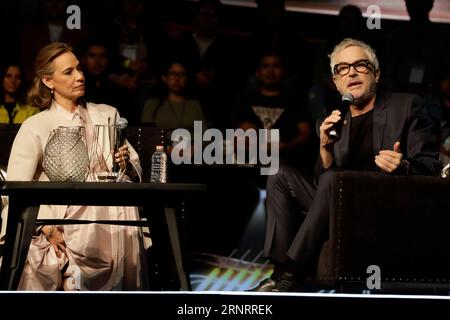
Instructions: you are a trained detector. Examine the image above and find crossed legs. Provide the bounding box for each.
[255,164,334,291]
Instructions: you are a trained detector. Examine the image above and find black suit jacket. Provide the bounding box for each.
[316,92,441,179]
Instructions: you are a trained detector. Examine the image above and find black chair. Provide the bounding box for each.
[0,124,20,168]
[314,171,450,294]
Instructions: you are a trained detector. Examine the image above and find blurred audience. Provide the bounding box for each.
[0,63,39,124]
[160,0,245,131]
[141,59,205,133]
[232,50,314,174]
[383,0,450,96]
[424,65,450,165]
[247,0,310,93]
[20,0,86,80]
[108,0,149,89]
[80,38,132,122]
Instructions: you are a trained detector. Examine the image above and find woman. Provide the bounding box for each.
[0,63,39,123]
[2,42,148,290]
[141,60,205,131]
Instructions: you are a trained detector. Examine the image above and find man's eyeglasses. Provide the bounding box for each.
[333,59,374,76]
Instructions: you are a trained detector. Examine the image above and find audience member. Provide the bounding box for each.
[160,0,244,131]
[108,0,151,91]
[141,59,205,133]
[424,65,450,165]
[232,50,314,173]
[247,0,310,93]
[20,0,86,80]
[384,0,450,96]
[80,38,132,122]
[0,63,39,123]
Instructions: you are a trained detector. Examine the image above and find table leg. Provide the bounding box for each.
[0,203,39,290]
[164,207,191,291]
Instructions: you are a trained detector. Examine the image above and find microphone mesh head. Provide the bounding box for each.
[117,117,128,129]
[342,93,354,103]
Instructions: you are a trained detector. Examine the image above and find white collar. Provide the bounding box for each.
[53,100,85,122]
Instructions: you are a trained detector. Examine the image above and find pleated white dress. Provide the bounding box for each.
[2,101,149,290]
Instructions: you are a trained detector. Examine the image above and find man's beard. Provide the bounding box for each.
[353,82,377,108]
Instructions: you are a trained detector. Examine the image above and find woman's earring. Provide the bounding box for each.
[50,89,54,94]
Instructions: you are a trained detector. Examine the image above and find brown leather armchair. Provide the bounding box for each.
[314,171,450,293]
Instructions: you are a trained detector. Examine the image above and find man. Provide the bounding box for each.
[80,39,131,123]
[251,0,310,90]
[232,50,314,172]
[251,38,441,292]
[384,0,450,95]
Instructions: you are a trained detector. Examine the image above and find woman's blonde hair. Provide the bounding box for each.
[28,42,74,110]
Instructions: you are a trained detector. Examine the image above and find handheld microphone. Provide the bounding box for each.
[328,93,354,140]
[112,117,128,173]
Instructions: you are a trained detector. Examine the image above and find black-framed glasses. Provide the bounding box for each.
[333,59,374,76]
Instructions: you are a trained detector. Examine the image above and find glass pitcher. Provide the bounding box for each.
[42,126,89,182]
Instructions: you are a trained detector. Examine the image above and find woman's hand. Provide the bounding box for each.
[115,144,131,170]
[42,226,66,257]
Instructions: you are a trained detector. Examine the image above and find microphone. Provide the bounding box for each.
[328,93,354,140]
[112,117,128,173]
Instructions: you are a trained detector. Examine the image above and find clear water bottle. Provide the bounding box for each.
[150,145,168,183]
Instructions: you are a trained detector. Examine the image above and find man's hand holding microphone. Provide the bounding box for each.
[319,93,354,169]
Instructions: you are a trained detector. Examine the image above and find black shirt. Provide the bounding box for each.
[346,109,376,171]
[232,89,315,171]
[231,90,311,143]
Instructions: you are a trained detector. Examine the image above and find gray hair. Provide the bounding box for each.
[329,38,379,75]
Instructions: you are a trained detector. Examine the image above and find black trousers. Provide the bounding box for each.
[264,164,334,272]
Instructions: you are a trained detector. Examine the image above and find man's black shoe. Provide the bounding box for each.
[246,277,278,292]
[272,272,305,292]
[272,278,297,292]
